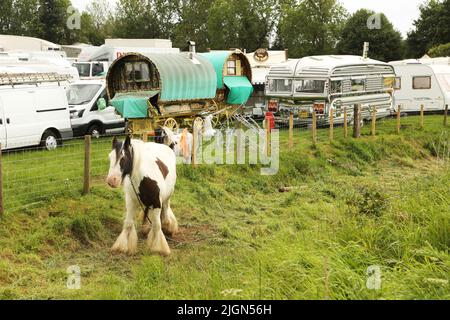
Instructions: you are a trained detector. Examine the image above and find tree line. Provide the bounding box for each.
[0,0,449,61]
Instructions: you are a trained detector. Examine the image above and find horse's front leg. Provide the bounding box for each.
[147,207,171,256]
[112,192,139,255]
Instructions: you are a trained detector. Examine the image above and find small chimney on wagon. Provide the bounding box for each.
[188,41,196,59]
[363,42,370,59]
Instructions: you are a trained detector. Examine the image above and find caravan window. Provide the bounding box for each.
[268,79,292,93]
[295,80,325,94]
[413,76,431,89]
[351,79,365,92]
[330,81,342,94]
[394,77,401,90]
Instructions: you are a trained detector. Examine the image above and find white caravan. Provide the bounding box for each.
[389,61,450,112]
[245,49,288,118]
[0,73,73,150]
[0,35,62,54]
[266,55,396,124]
[67,79,125,138]
[0,51,79,82]
[74,39,180,79]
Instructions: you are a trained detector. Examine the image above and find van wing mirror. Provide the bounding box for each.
[97,98,107,111]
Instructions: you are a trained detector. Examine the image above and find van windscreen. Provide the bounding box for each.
[74,63,91,77]
[67,84,102,106]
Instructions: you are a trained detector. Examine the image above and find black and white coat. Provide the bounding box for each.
[107,136,178,256]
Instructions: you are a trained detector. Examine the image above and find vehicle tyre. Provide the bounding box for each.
[87,124,102,139]
[40,130,61,151]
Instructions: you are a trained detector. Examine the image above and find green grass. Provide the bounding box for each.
[0,115,448,300]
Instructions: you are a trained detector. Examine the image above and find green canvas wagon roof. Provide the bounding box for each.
[200,51,231,89]
[107,52,217,103]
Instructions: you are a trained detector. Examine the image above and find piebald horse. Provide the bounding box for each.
[106,136,178,256]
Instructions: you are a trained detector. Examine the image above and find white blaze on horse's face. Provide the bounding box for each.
[107,148,122,188]
[107,136,132,189]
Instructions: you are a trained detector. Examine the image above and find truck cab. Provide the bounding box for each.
[67,79,125,138]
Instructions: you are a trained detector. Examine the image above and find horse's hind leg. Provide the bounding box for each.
[147,208,171,256]
[112,193,139,255]
[161,199,178,236]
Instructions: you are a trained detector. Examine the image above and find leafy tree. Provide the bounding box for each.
[113,0,180,39]
[406,0,450,58]
[172,0,214,51]
[336,9,403,62]
[428,42,450,57]
[277,0,347,58]
[206,0,278,51]
[76,0,115,45]
[38,0,75,44]
[0,0,42,37]
[0,0,14,34]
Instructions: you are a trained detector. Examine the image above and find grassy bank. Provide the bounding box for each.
[0,116,448,299]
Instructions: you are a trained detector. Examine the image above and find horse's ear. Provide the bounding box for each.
[124,135,131,149]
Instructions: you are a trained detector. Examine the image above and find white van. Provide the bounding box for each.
[0,73,73,150]
[390,61,450,112]
[67,79,125,138]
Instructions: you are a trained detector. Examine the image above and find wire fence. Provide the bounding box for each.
[0,106,448,213]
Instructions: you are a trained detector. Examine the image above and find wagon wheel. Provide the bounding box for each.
[164,118,179,131]
[193,117,204,130]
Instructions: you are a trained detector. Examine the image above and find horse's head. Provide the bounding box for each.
[107,136,133,188]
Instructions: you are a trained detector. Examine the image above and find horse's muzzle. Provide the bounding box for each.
[106,176,121,189]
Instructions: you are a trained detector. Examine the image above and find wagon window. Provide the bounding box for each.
[227,60,236,75]
[413,76,431,89]
[296,80,326,94]
[125,63,134,82]
[134,62,150,82]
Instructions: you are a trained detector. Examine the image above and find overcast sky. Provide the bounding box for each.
[71,0,425,37]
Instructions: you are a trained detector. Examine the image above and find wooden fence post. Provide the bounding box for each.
[192,125,197,168]
[329,108,334,142]
[397,105,401,134]
[444,104,448,127]
[266,117,271,156]
[344,107,348,139]
[83,135,91,195]
[312,111,317,145]
[289,113,294,148]
[371,107,376,137]
[420,105,424,129]
[0,144,3,217]
[353,104,361,139]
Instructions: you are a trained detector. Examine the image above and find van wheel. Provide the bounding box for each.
[41,130,60,151]
[87,124,102,139]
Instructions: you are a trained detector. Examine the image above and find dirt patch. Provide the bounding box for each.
[158,225,215,248]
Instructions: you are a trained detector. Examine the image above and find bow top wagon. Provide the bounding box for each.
[106,48,254,135]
